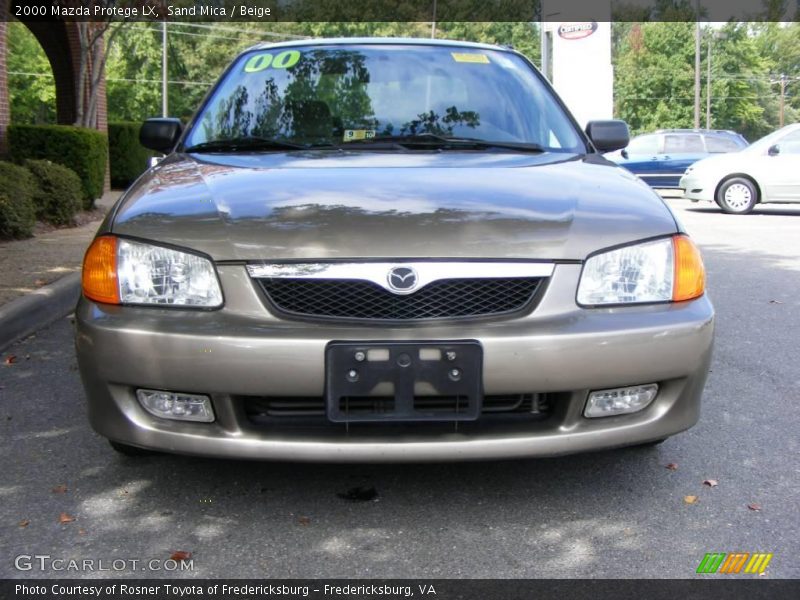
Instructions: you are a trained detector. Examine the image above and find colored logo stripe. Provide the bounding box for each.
[745,553,773,574]
[697,553,726,573]
[719,553,749,573]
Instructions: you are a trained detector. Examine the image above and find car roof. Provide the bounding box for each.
[243,37,515,54]
[653,128,742,136]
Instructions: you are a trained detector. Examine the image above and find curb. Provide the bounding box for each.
[0,272,81,352]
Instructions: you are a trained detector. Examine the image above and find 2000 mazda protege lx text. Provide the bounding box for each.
[76,39,714,462]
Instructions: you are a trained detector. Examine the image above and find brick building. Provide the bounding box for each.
[0,0,108,157]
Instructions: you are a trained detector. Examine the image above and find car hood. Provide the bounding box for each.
[111,151,679,261]
[689,151,748,173]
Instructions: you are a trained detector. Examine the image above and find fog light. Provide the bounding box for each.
[584,384,658,418]
[136,389,215,422]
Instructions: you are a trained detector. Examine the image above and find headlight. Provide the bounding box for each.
[577,235,705,306]
[82,236,223,307]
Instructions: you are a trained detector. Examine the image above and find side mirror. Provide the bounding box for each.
[147,156,164,168]
[621,148,629,159]
[768,144,780,156]
[140,118,183,154]
[585,120,630,153]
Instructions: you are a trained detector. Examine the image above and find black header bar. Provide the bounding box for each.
[6,0,799,23]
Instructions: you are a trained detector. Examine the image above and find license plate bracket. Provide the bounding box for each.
[325,341,483,422]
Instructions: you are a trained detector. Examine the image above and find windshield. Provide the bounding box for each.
[183,44,586,153]
[745,126,797,154]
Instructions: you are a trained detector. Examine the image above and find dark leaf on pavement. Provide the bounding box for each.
[748,503,762,511]
[4,355,17,365]
[665,463,678,471]
[703,479,718,487]
[19,519,30,528]
[59,513,75,524]
[52,484,68,494]
[170,551,192,561]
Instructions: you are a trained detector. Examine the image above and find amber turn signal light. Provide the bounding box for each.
[82,236,120,304]
[672,235,705,302]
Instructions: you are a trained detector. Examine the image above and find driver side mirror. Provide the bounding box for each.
[768,144,780,156]
[140,118,183,154]
[585,120,630,153]
[621,148,629,159]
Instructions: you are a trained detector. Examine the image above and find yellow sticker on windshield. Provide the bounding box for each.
[243,50,301,73]
[343,129,376,142]
[451,52,490,64]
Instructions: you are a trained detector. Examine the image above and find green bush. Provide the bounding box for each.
[108,122,156,188]
[24,159,83,226]
[8,124,107,210]
[0,162,36,239]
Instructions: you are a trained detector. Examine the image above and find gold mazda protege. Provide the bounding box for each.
[76,39,713,461]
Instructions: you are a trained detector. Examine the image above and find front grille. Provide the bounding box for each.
[256,277,542,321]
[240,393,557,439]
[244,393,552,420]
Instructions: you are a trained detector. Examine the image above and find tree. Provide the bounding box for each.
[74,22,117,127]
[6,21,56,124]
[614,23,698,133]
[66,0,157,127]
[704,23,775,140]
[754,22,800,124]
[614,22,777,140]
[106,22,162,121]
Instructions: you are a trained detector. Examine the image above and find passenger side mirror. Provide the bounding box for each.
[140,118,183,154]
[585,120,630,153]
[768,144,780,156]
[620,148,629,159]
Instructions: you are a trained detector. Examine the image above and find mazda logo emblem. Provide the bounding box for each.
[387,267,418,293]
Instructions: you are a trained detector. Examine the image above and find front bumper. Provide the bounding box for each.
[75,263,715,462]
[680,172,717,202]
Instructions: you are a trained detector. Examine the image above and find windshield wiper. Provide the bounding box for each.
[341,133,545,153]
[183,137,324,153]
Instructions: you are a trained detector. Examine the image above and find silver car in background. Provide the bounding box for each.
[681,123,800,213]
[76,39,714,462]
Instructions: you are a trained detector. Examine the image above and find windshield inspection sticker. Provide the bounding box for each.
[451,52,490,64]
[343,129,376,142]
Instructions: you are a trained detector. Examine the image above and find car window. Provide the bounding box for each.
[664,134,704,153]
[777,130,800,155]
[185,44,585,153]
[705,136,742,153]
[626,134,660,155]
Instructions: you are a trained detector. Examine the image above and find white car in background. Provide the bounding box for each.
[680,123,800,214]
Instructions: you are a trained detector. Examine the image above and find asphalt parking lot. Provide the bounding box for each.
[1,198,798,579]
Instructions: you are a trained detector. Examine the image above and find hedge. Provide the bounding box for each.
[0,162,36,239]
[108,121,156,188]
[8,124,107,210]
[24,159,83,226]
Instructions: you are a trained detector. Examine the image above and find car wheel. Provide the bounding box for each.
[716,177,757,214]
[108,440,158,457]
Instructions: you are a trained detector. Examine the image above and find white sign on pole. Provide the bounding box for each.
[542,0,614,128]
